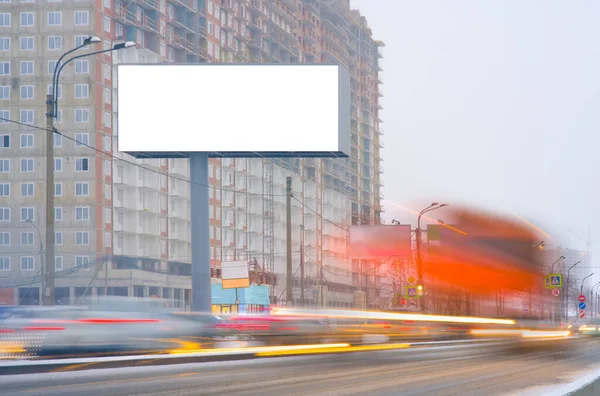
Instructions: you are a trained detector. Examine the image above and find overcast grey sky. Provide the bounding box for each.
[351,0,599,253]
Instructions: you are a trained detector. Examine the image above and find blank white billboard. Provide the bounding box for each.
[117,64,350,158]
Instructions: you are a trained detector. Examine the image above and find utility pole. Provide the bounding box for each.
[44,94,55,306]
[300,224,305,305]
[286,177,293,306]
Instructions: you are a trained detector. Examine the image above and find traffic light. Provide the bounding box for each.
[417,285,424,297]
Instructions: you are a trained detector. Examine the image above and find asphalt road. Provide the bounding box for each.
[2,339,600,396]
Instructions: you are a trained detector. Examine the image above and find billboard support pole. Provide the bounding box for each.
[190,153,212,312]
[286,177,293,306]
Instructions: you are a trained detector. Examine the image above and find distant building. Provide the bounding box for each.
[0,0,384,309]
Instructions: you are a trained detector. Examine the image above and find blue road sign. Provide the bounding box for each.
[579,302,587,310]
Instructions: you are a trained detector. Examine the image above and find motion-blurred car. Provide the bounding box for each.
[0,298,223,357]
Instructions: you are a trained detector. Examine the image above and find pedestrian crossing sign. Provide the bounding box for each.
[549,274,562,288]
[405,286,418,299]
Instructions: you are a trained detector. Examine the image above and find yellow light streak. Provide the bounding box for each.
[272,308,515,326]
[255,343,410,357]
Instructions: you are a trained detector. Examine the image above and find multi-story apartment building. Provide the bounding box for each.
[0,0,384,309]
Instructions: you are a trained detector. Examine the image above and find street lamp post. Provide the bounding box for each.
[591,282,600,318]
[580,272,594,320]
[416,202,448,313]
[26,219,43,304]
[565,261,581,322]
[43,40,135,306]
[44,36,101,306]
[551,256,565,274]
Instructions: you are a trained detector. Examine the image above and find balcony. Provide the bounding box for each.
[135,0,159,11]
[172,33,198,54]
[220,0,234,11]
[271,0,297,24]
[171,0,197,12]
[138,14,159,34]
[282,0,300,11]
[114,5,138,26]
[303,28,318,44]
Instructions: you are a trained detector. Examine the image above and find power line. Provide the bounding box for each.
[292,196,349,233]
[0,117,288,198]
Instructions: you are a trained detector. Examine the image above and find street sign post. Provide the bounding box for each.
[545,276,551,289]
[552,288,560,297]
[408,276,416,285]
[579,302,587,310]
[401,298,407,305]
[523,303,529,313]
[580,310,586,319]
[408,300,417,308]
[579,295,586,303]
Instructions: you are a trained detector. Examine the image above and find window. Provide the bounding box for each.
[54,133,62,148]
[0,159,8,172]
[103,15,110,32]
[48,35,62,50]
[20,207,33,222]
[21,232,33,246]
[48,60,57,75]
[0,207,7,221]
[55,207,62,221]
[48,11,62,26]
[104,0,111,8]
[20,134,33,148]
[55,231,62,246]
[0,61,8,75]
[104,232,111,247]
[20,36,34,51]
[76,231,89,245]
[0,37,9,51]
[54,158,62,172]
[75,157,89,171]
[0,232,8,246]
[0,134,8,146]
[76,256,89,270]
[104,183,111,199]
[75,182,88,196]
[19,109,34,124]
[0,257,8,271]
[0,86,9,99]
[54,182,62,196]
[103,111,111,127]
[20,12,33,27]
[20,256,34,271]
[20,158,33,172]
[55,256,63,271]
[75,108,89,123]
[20,183,33,197]
[75,206,89,220]
[104,207,110,224]
[75,133,89,146]
[103,88,111,104]
[103,63,110,80]
[116,22,123,38]
[104,160,111,176]
[75,84,88,99]
[20,85,34,99]
[0,13,10,27]
[103,136,111,152]
[0,183,8,197]
[74,10,89,25]
[20,60,33,75]
[74,59,88,74]
[0,110,7,124]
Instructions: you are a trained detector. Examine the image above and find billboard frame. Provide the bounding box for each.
[116,63,351,159]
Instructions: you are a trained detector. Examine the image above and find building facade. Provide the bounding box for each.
[0,0,384,308]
